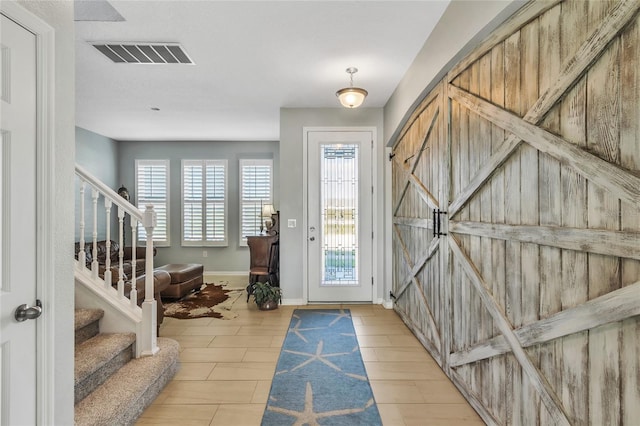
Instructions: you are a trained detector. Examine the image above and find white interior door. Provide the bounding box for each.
[0,13,38,425]
[307,130,373,302]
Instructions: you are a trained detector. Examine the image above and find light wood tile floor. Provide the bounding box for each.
[137,285,484,425]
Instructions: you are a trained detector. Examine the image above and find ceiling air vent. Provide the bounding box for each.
[92,43,193,64]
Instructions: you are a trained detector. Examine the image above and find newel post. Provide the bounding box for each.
[141,204,159,356]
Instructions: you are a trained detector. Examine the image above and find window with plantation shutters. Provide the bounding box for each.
[135,159,170,246]
[182,159,227,246]
[239,159,272,245]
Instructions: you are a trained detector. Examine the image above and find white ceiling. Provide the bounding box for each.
[75,1,450,141]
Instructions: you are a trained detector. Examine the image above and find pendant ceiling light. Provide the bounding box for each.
[336,67,368,108]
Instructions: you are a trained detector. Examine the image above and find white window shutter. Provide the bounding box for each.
[182,159,227,246]
[136,159,170,245]
[239,159,272,243]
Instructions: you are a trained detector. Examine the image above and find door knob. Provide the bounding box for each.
[309,236,315,241]
[15,300,42,322]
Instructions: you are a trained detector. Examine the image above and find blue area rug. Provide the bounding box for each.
[262,309,382,426]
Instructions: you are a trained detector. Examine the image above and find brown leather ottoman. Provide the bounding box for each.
[157,263,204,299]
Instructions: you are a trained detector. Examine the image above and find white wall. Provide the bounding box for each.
[15,1,76,424]
[383,0,526,145]
[279,108,385,302]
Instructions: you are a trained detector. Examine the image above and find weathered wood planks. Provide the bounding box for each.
[619,10,640,425]
[391,0,640,424]
[450,222,640,260]
[449,280,640,367]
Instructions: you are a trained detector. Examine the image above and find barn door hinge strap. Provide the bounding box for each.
[404,146,430,164]
[433,209,447,238]
[389,291,397,300]
[389,152,396,161]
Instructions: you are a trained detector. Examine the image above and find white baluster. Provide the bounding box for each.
[78,180,86,267]
[140,205,159,356]
[103,199,113,289]
[143,207,155,304]
[117,206,125,298]
[130,217,138,309]
[91,189,99,280]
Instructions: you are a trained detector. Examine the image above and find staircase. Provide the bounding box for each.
[75,164,160,357]
[74,309,179,426]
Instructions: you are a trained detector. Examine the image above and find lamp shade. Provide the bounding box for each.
[336,87,368,108]
[261,203,276,217]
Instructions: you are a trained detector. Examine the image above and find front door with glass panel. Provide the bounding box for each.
[307,130,372,302]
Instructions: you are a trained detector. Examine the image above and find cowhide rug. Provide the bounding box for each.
[163,283,243,320]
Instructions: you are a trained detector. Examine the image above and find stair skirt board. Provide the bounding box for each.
[75,338,179,426]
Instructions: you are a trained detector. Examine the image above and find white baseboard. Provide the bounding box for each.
[282,298,390,306]
[281,298,307,306]
[204,270,248,277]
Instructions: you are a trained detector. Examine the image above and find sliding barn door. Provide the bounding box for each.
[391,1,640,424]
[392,87,447,363]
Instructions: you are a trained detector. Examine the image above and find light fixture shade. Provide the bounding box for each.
[336,87,368,108]
[261,203,276,217]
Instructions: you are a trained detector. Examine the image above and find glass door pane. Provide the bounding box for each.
[320,144,358,286]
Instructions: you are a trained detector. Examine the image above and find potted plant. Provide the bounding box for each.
[252,281,282,310]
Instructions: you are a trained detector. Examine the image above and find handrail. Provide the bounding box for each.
[75,164,143,222]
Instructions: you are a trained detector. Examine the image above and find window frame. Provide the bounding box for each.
[181,159,228,247]
[135,159,170,247]
[239,158,273,246]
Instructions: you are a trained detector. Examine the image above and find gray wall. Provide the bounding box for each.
[75,127,119,240]
[76,127,119,186]
[118,140,279,272]
[279,108,385,302]
[383,0,525,145]
[16,0,76,423]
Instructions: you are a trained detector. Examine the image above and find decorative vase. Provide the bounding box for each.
[259,300,279,311]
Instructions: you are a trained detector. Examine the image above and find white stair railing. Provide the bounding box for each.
[75,164,159,356]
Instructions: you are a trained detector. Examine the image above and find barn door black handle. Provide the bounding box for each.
[433,209,448,238]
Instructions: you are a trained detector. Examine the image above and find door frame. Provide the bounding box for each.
[302,126,378,304]
[1,2,56,424]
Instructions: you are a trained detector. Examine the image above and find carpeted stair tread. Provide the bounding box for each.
[74,338,180,426]
[75,333,136,403]
[75,309,104,331]
[75,309,104,345]
[75,333,136,385]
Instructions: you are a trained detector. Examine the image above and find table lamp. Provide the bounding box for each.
[261,203,276,234]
